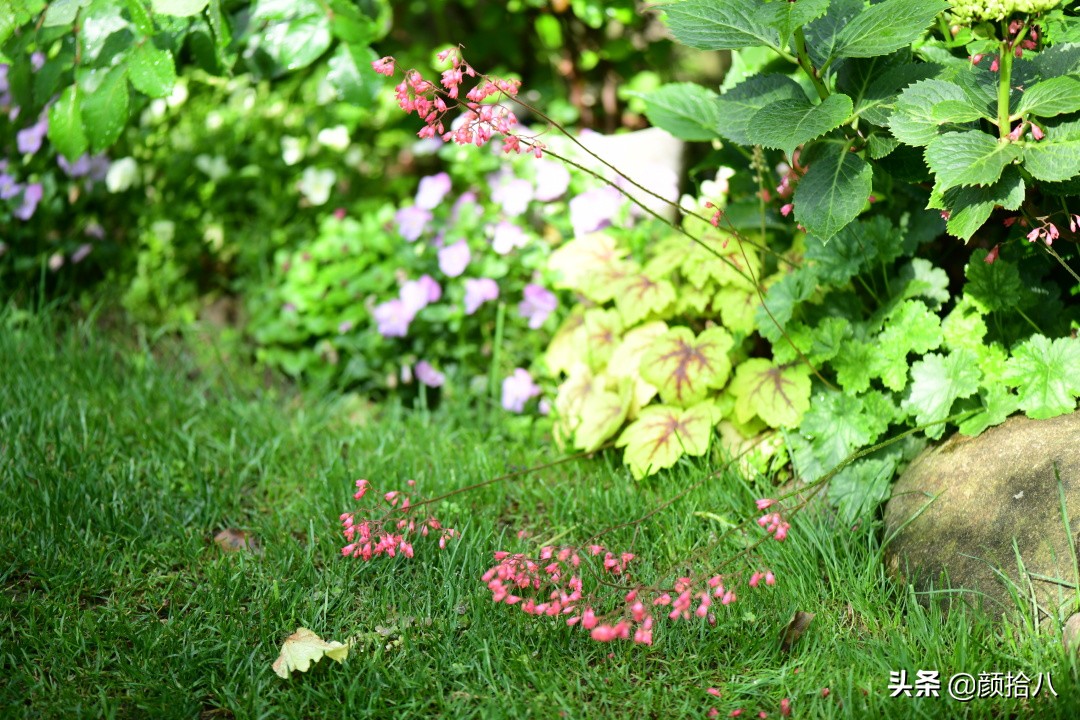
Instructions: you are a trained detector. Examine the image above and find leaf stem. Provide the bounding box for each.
[997,24,1014,139]
[793,28,829,101]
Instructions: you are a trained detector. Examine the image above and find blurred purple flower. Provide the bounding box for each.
[0,172,20,200]
[58,153,91,177]
[338,320,354,334]
[464,278,499,315]
[538,398,551,416]
[85,222,105,239]
[501,368,540,413]
[16,114,48,155]
[452,191,481,222]
[373,299,412,337]
[396,205,432,241]
[438,239,470,277]
[569,186,623,237]
[87,155,111,182]
[415,360,446,388]
[518,284,557,329]
[71,243,93,264]
[415,172,452,210]
[490,174,533,217]
[491,221,527,255]
[31,52,45,72]
[14,182,42,220]
[417,274,442,302]
[534,159,570,201]
[400,279,433,317]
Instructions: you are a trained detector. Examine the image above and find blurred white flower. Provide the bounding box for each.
[298,167,336,206]
[281,136,304,166]
[195,154,229,181]
[317,125,350,152]
[166,79,188,108]
[105,157,139,193]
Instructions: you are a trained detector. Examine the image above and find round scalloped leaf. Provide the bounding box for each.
[544,308,587,377]
[575,379,634,452]
[901,350,981,439]
[616,403,715,479]
[729,359,812,428]
[547,232,633,298]
[1004,335,1080,419]
[614,273,677,326]
[583,309,624,372]
[640,327,734,407]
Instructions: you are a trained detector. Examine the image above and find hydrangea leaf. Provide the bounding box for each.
[1023,138,1080,183]
[828,0,947,61]
[714,286,757,334]
[79,65,129,152]
[664,0,781,51]
[1015,75,1080,118]
[833,339,875,393]
[729,359,812,428]
[746,93,854,158]
[1004,335,1080,419]
[963,250,1023,313]
[924,130,1021,192]
[792,141,873,242]
[938,166,1025,240]
[889,79,969,147]
[766,0,830,47]
[272,627,349,679]
[127,43,177,99]
[642,83,722,141]
[958,386,1020,436]
[616,403,715,479]
[548,233,631,295]
[641,327,734,407]
[614,273,677,326]
[713,74,808,146]
[902,350,981,439]
[544,308,586,376]
[582,309,623,372]
[575,378,634,453]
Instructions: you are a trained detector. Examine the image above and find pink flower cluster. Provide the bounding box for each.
[373,48,544,157]
[756,498,791,541]
[340,478,459,561]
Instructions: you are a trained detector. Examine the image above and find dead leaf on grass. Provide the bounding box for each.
[272,627,349,679]
[780,610,815,652]
[214,529,261,554]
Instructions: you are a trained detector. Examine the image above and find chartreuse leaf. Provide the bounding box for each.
[729,359,811,428]
[544,309,586,376]
[889,79,969,146]
[616,403,715,479]
[613,273,677,326]
[127,43,177,98]
[829,0,947,61]
[553,364,603,446]
[792,141,872,241]
[608,321,667,414]
[79,66,129,152]
[1023,139,1080,182]
[663,0,781,51]
[643,83,721,142]
[548,233,633,300]
[925,130,1021,192]
[575,377,634,452]
[937,166,1025,241]
[714,75,807,146]
[272,627,348,679]
[641,327,733,407]
[1004,335,1080,419]
[583,309,623,372]
[151,0,209,15]
[958,386,1020,436]
[714,286,757,334]
[871,300,944,391]
[902,350,981,439]
[48,84,89,161]
[963,249,1023,313]
[1016,75,1080,118]
[746,93,853,158]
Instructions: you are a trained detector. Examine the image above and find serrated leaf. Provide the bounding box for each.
[804,216,904,284]
[1023,139,1080,182]
[797,390,876,470]
[925,130,1021,192]
[127,43,177,98]
[833,339,875,394]
[902,350,981,439]
[872,300,943,391]
[1004,335,1080,419]
[616,403,715,479]
[766,0,830,47]
[773,316,851,366]
[715,286,758,335]
[664,0,780,51]
[889,79,969,146]
[890,258,950,308]
[746,93,853,158]
[640,327,733,407]
[43,0,91,26]
[730,359,811,428]
[583,309,623,372]
[47,84,89,161]
[868,134,901,158]
[942,295,988,353]
[755,269,816,343]
[575,379,633,452]
[828,456,896,523]
[643,83,721,142]
[939,166,1025,241]
[930,98,992,123]
[272,627,348,679]
[958,386,1020,436]
[1033,43,1080,78]
[613,273,677,326]
[792,142,872,241]
[714,74,807,146]
[79,66,129,152]
[963,250,1023,313]
[1016,75,1080,118]
[804,0,865,68]
[150,0,208,15]
[829,0,947,61]
[841,55,939,126]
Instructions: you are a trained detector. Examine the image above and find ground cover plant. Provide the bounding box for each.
[3,310,1080,718]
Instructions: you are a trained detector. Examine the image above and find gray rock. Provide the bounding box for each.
[883,412,1080,625]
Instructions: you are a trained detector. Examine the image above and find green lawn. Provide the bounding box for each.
[2,309,1078,719]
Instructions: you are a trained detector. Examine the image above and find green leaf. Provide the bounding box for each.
[1023,139,1080,182]
[868,133,901,159]
[797,390,878,470]
[1016,75,1080,118]
[43,0,92,26]
[890,258,951,308]
[804,216,904,284]
[575,379,634,452]
[729,359,811,429]
[150,0,208,15]
[1033,43,1080,78]
[902,350,981,439]
[714,286,757,335]
[714,74,807,146]
[79,66,129,152]
[838,53,939,126]
[616,403,715,479]
[642,83,721,142]
[127,43,177,98]
[327,43,380,106]
[663,0,780,51]
[939,166,1025,241]
[755,269,816,343]
[746,93,853,159]
[889,79,969,146]
[804,0,864,67]
[942,295,988,353]
[957,386,1019,436]
[924,130,1021,192]
[872,300,943,391]
[766,0,830,48]
[833,339,875,394]
[1004,335,1080,419]
[828,456,897,523]
[256,12,332,73]
[792,142,872,241]
[829,0,947,61]
[930,98,992,123]
[47,84,89,161]
[640,327,733,407]
[963,250,1023,313]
